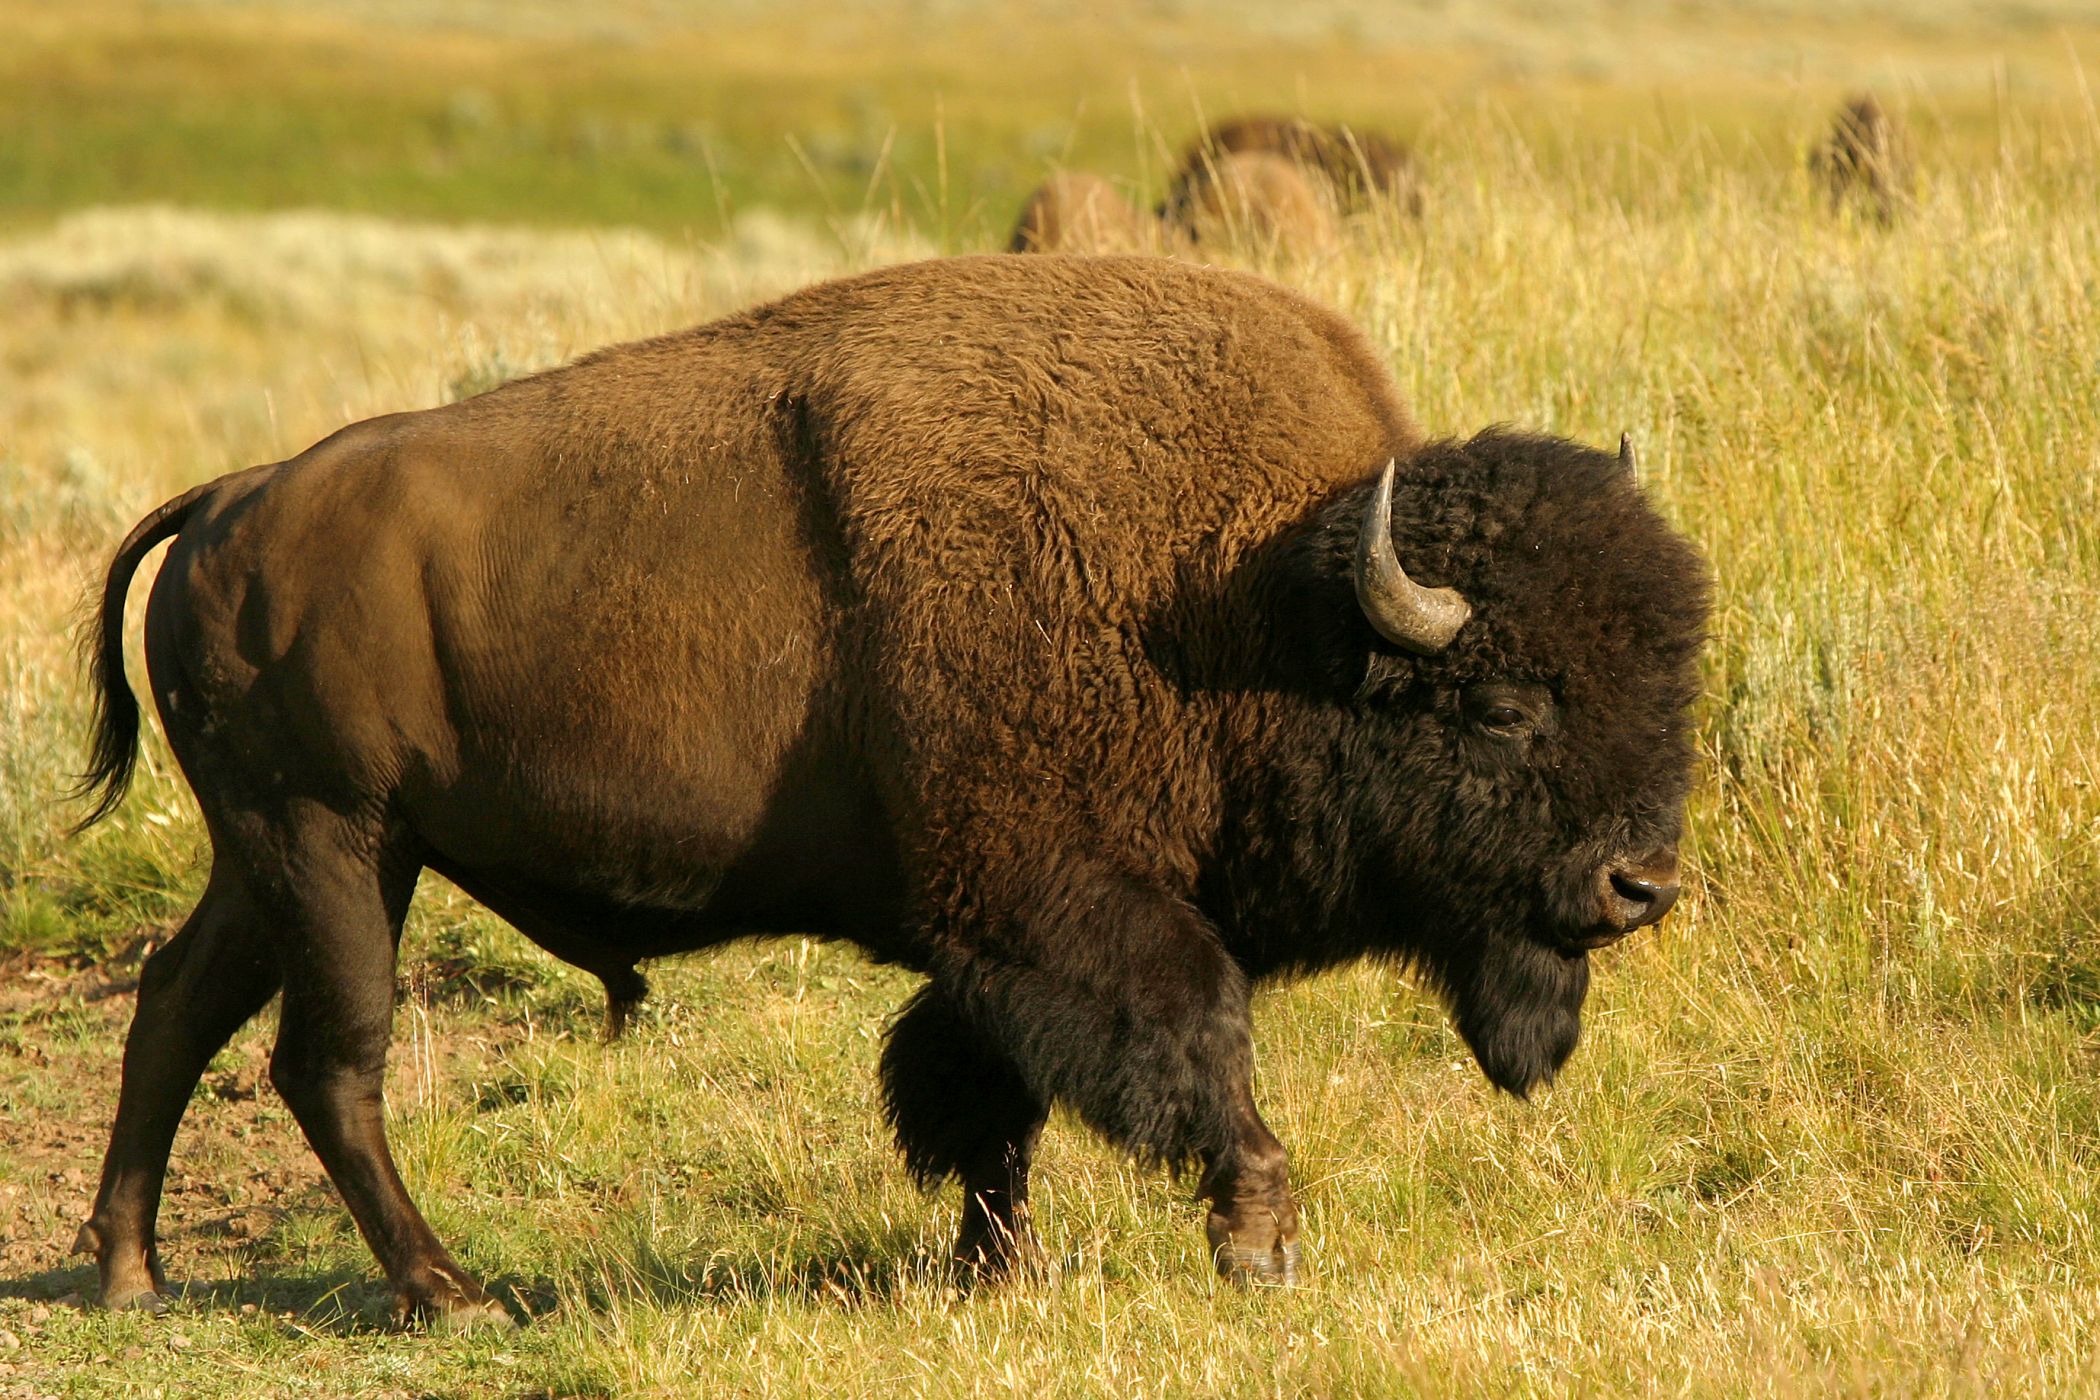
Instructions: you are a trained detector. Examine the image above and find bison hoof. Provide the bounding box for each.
[952,1228,1044,1285]
[77,1220,172,1312]
[102,1285,172,1315]
[395,1290,516,1332]
[393,1267,514,1332]
[1214,1237,1303,1287]
[431,1298,517,1333]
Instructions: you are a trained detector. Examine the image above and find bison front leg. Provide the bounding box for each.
[1200,1081,1301,1285]
[929,870,1304,1287]
[881,988,1047,1276]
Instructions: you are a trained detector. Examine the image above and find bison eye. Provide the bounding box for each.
[1461,681,1553,742]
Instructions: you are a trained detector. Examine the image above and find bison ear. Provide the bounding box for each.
[1617,433,1638,480]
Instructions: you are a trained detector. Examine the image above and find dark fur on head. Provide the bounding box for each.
[1197,429,1710,1095]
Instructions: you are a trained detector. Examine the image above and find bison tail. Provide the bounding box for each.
[70,482,215,832]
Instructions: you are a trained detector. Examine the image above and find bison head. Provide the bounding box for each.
[1297,428,1710,1096]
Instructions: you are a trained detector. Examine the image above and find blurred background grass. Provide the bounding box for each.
[5,0,2098,236]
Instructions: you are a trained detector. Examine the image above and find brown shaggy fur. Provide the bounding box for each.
[73,254,1708,1318]
[1007,171,1152,254]
[1810,93,1914,223]
[1166,150,1340,257]
[1168,114,1424,219]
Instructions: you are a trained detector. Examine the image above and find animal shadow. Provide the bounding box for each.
[601,1231,958,1312]
[0,1261,560,1334]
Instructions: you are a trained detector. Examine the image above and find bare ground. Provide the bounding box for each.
[0,936,555,1396]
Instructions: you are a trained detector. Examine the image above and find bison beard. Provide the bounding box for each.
[68,254,1706,1324]
[1442,935,1590,1098]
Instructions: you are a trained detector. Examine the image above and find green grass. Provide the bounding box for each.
[3,2,2100,1396]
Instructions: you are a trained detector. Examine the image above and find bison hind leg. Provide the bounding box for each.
[79,868,282,1313]
[261,823,513,1330]
[881,988,1047,1276]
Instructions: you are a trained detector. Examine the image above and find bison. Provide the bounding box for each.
[1164,150,1340,258]
[1167,115,1424,220]
[71,254,1708,1327]
[1810,93,1914,224]
[1007,171,1153,254]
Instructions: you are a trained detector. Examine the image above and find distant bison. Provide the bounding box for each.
[1810,94,1913,223]
[1168,114,1424,219]
[1008,172,1152,254]
[73,255,1707,1326]
[1165,150,1340,257]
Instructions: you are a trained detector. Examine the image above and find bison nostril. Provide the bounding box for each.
[1610,872,1661,905]
[1606,870,1680,928]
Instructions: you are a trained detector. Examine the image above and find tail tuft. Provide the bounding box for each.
[70,483,214,833]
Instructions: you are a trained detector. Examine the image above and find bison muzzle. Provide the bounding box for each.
[71,254,1708,1325]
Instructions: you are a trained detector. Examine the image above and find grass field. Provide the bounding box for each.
[3,1,2100,1396]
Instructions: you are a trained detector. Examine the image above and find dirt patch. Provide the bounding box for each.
[0,941,536,1307]
[0,947,309,1301]
[0,933,157,1018]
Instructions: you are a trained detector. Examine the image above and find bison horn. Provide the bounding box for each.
[1354,460,1471,654]
[1618,432,1638,478]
